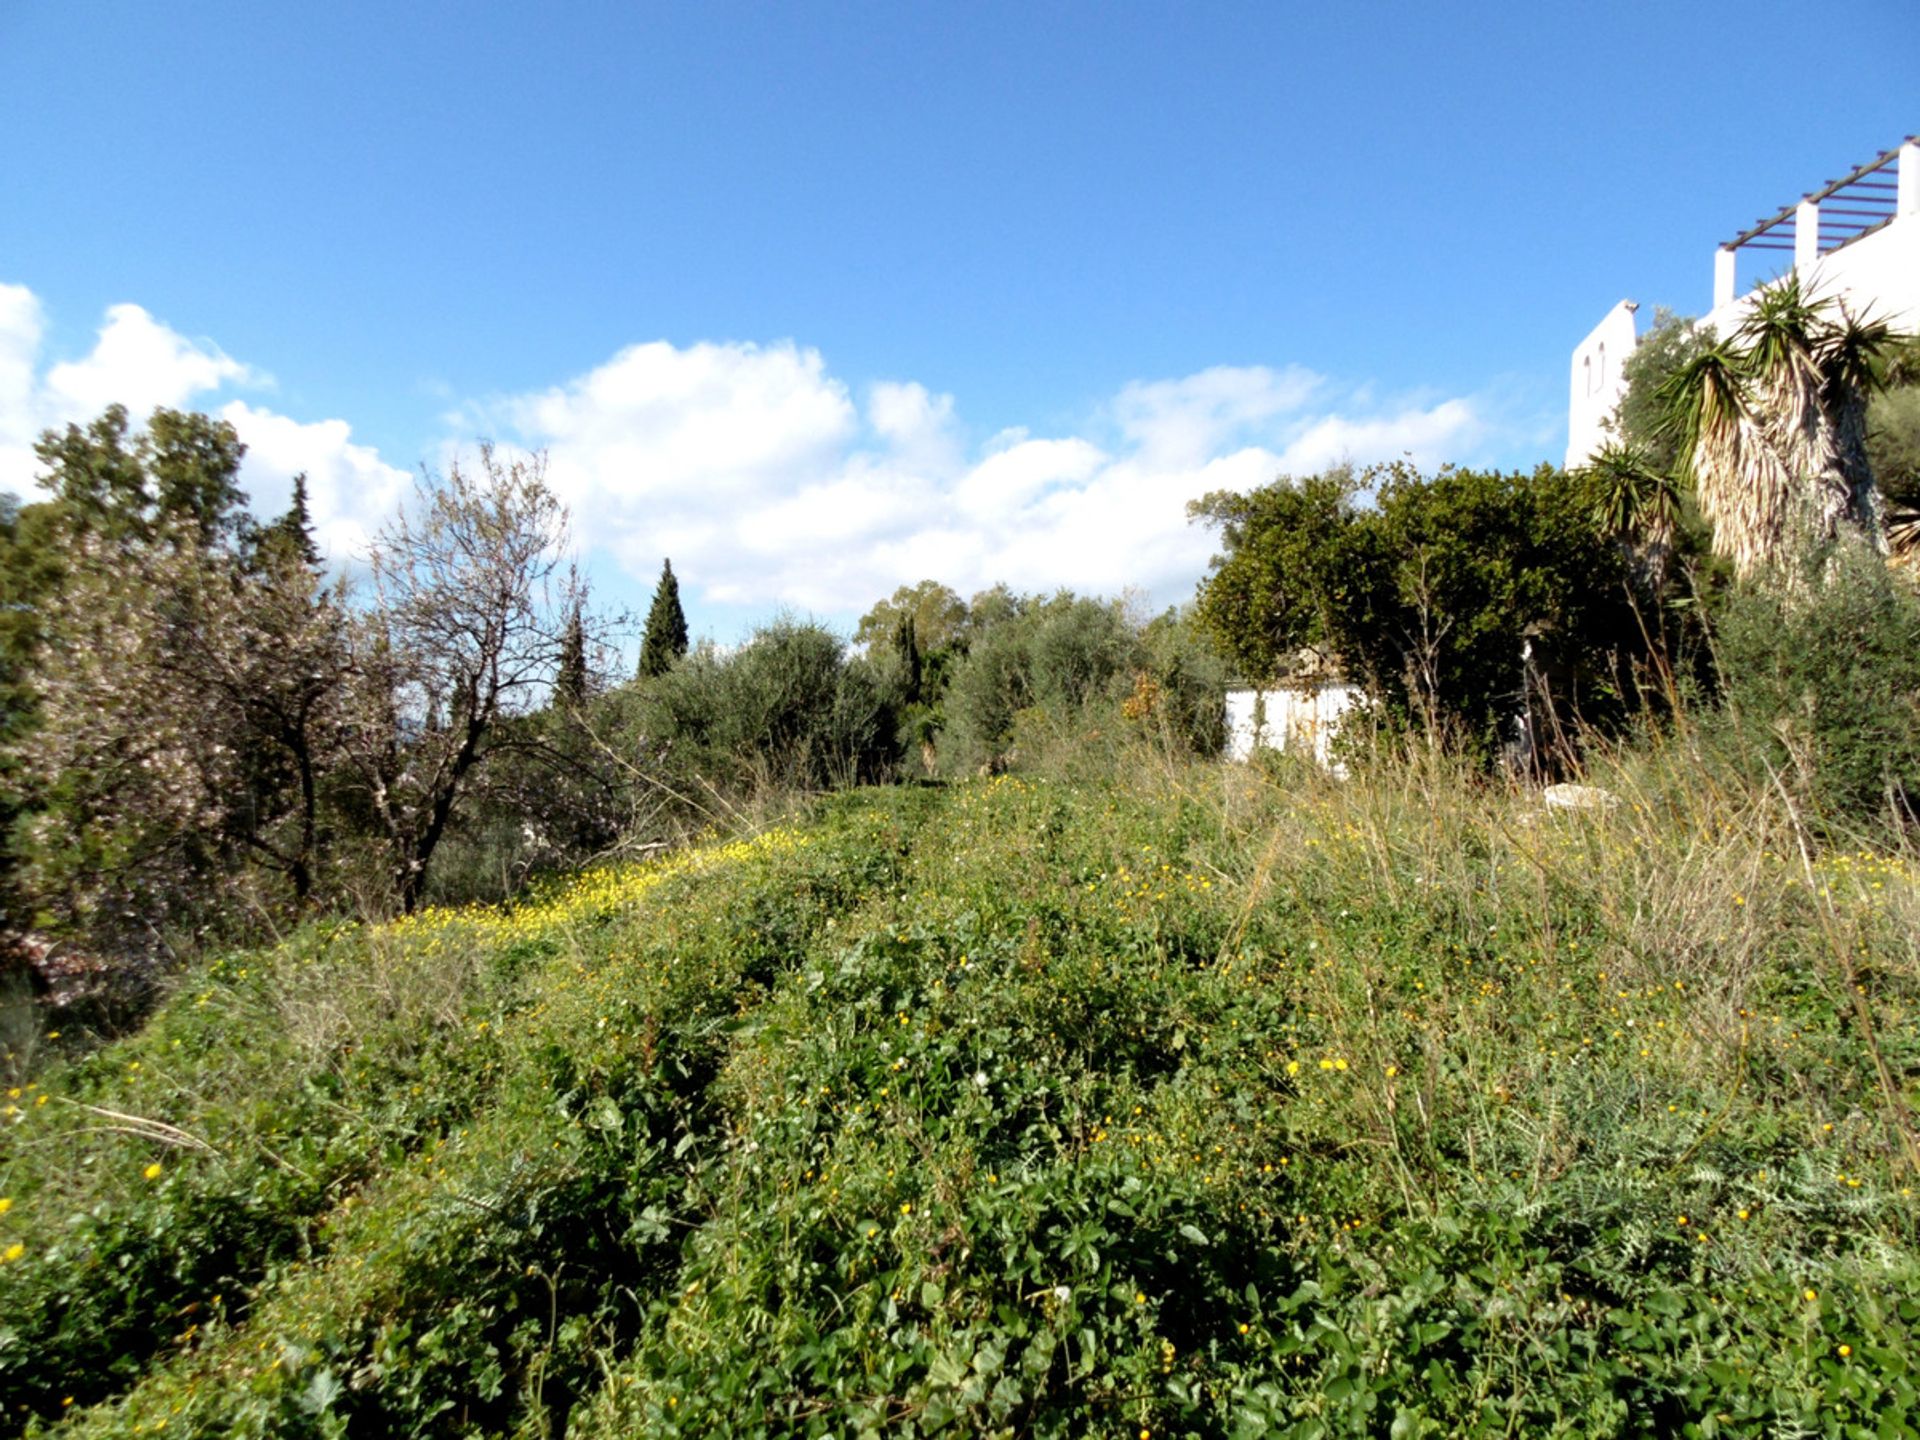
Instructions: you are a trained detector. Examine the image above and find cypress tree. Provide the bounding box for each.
[556,602,588,707]
[894,610,922,706]
[257,472,322,570]
[638,558,689,678]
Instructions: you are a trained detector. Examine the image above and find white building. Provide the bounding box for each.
[1224,681,1363,773]
[1568,135,1920,469]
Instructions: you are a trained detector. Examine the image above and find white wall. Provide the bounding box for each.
[1568,139,1920,466]
[1225,684,1363,771]
[1564,300,1639,469]
[1702,211,1920,340]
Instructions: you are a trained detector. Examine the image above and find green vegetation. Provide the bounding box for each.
[1604,286,1920,572]
[3,734,1917,1436]
[1708,542,1920,837]
[1609,309,1711,477]
[7,298,1920,1434]
[1867,339,1920,509]
[1190,464,1655,763]
[638,560,690,680]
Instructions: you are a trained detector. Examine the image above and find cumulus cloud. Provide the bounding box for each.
[1113,364,1323,463]
[219,402,413,562]
[42,303,259,424]
[0,282,1518,619]
[0,285,46,489]
[0,286,402,562]
[476,341,1497,618]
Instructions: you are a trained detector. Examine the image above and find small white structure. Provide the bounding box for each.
[1225,682,1363,771]
[1567,135,1920,469]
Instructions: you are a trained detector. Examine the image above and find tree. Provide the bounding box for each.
[9,413,349,934]
[637,558,688,678]
[257,472,323,570]
[1192,464,1648,762]
[1608,308,1709,475]
[33,404,250,549]
[939,593,1143,770]
[854,581,968,654]
[892,611,923,706]
[1188,469,1366,682]
[1658,276,1898,577]
[1577,440,1686,597]
[339,447,579,912]
[556,602,589,708]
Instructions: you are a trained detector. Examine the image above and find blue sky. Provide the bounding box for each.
[1,1,1913,645]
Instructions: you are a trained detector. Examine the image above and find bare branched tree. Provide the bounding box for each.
[341,446,580,911]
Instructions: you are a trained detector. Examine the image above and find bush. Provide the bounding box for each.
[1869,383,1920,507]
[1193,463,1656,765]
[941,595,1169,771]
[1709,543,1920,837]
[606,618,905,833]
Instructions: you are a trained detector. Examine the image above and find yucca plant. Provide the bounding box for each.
[1658,339,1792,578]
[1580,439,1683,595]
[1657,275,1902,577]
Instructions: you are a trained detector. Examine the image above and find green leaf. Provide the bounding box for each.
[300,1367,343,1414]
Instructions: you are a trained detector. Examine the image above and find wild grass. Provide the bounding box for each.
[1,736,1915,1436]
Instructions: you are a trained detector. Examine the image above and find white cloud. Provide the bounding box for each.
[954,437,1104,518]
[0,285,46,490]
[1114,364,1323,463]
[0,282,1520,619]
[478,341,1503,619]
[42,303,258,422]
[0,288,404,562]
[1273,398,1486,475]
[219,402,412,563]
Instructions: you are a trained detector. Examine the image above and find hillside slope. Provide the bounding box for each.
[3,758,1917,1437]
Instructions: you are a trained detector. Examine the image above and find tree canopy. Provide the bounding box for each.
[1191,463,1650,760]
[638,558,689,678]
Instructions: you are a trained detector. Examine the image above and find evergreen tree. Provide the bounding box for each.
[894,610,923,706]
[638,558,689,678]
[258,472,323,569]
[556,601,589,707]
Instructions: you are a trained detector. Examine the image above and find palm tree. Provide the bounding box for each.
[1658,339,1792,578]
[1580,440,1682,595]
[1657,274,1899,577]
[1819,300,1895,540]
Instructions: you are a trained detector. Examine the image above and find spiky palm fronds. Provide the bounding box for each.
[1579,440,1682,593]
[1738,275,1849,543]
[1662,342,1796,577]
[1820,301,1898,551]
[1884,504,1920,564]
[1656,276,1910,576]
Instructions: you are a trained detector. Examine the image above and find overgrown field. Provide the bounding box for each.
[3,747,1918,1438]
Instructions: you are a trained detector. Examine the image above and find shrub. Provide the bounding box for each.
[1708,542,1920,837]
[941,595,1156,771]
[605,618,905,835]
[1193,463,1655,765]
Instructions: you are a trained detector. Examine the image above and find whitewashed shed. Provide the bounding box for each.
[1224,681,1363,773]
